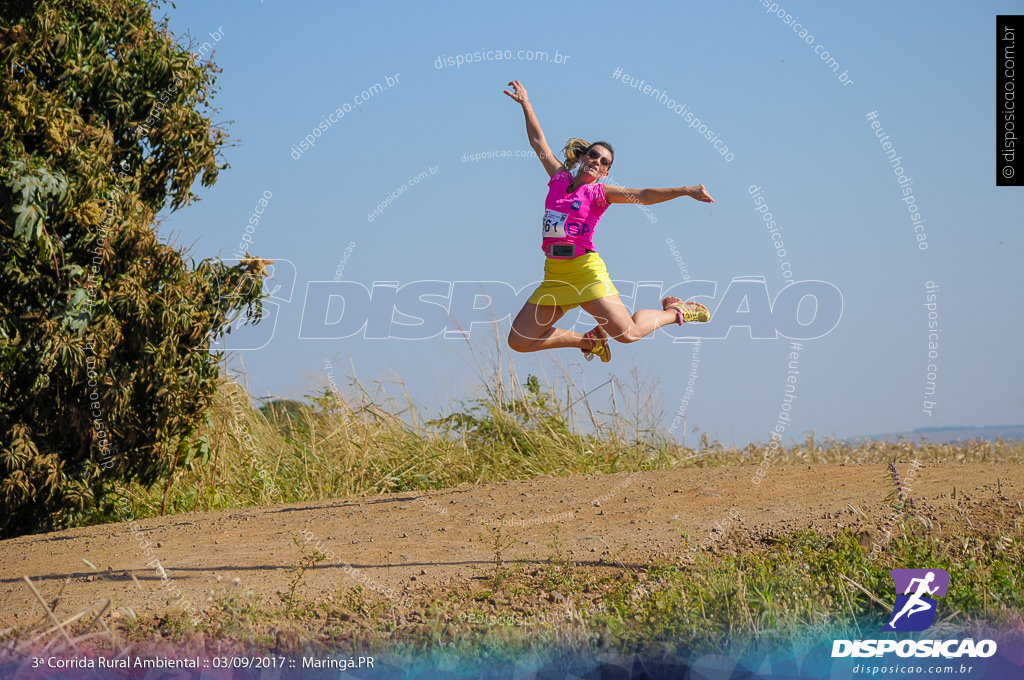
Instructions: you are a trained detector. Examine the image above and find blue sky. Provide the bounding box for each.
[156,0,1023,446]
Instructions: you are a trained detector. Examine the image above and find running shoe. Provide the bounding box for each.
[581,325,611,362]
[662,297,711,324]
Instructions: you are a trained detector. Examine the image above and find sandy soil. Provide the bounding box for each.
[1,462,1021,626]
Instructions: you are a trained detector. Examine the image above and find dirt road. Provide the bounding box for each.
[1,462,1020,625]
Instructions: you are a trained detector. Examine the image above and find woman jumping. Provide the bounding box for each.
[504,80,715,363]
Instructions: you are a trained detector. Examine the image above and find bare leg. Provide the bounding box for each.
[508,302,593,353]
[580,295,677,343]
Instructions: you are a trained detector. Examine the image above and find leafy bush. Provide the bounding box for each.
[0,0,267,537]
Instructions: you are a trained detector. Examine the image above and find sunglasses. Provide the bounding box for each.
[585,149,612,167]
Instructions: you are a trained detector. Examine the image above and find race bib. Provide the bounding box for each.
[542,209,568,238]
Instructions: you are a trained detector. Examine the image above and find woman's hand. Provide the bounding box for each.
[504,80,530,107]
[689,184,715,203]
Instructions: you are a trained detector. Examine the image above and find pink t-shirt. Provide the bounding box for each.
[541,171,609,254]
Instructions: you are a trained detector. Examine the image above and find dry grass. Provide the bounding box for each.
[101,360,1022,522]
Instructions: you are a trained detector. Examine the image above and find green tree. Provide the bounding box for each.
[0,0,268,537]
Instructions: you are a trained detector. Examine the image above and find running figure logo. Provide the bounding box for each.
[882,568,950,632]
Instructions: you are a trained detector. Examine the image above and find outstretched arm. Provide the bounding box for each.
[906,577,940,595]
[504,80,562,177]
[604,183,714,205]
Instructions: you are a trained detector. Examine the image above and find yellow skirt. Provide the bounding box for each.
[526,252,619,314]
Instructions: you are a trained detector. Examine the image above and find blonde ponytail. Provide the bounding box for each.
[561,138,591,171]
